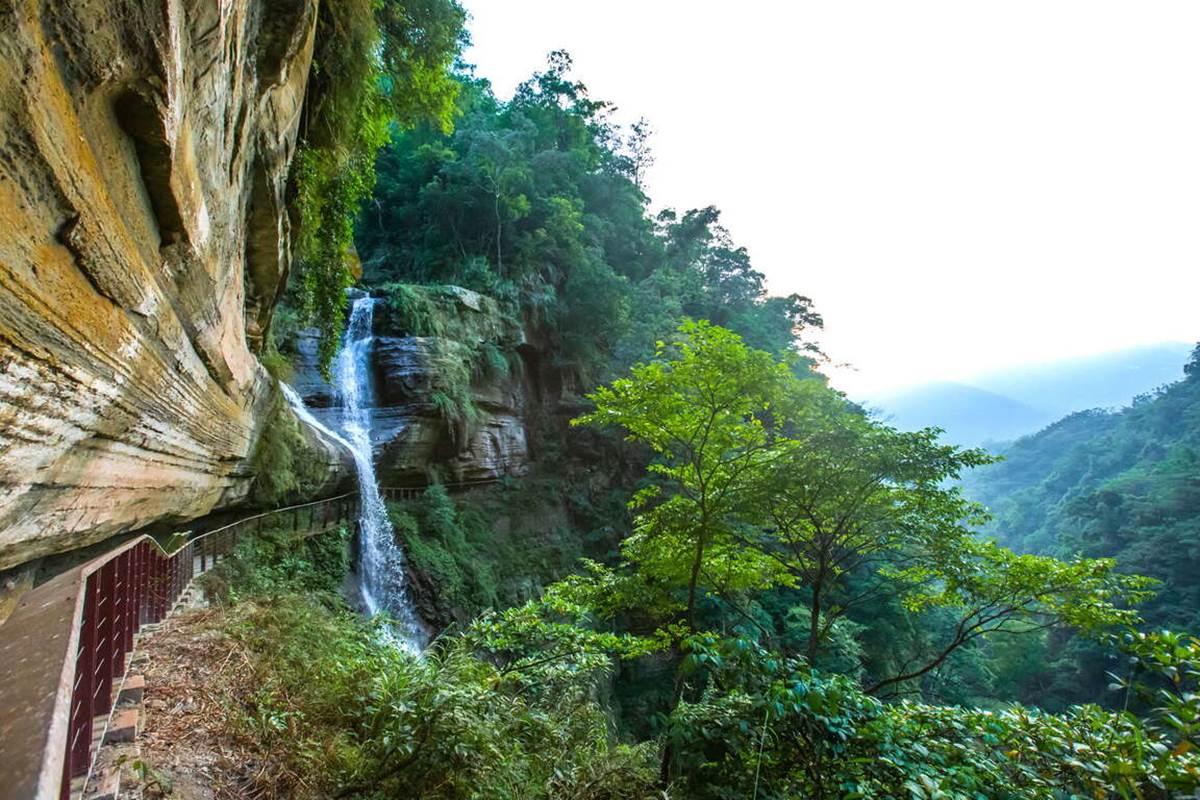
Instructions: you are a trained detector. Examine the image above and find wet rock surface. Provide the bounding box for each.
[292,314,533,487]
[373,334,530,484]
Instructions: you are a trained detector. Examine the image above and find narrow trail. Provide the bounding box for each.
[116,603,261,800]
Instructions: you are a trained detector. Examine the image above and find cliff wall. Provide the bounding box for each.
[0,0,349,570]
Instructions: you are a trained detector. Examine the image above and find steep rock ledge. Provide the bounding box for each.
[372,335,530,484]
[293,286,535,485]
[0,0,349,570]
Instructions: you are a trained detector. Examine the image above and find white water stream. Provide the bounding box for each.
[329,293,426,651]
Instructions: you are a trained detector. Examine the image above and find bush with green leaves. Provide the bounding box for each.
[198,526,349,604]
[218,589,662,799]
[1114,629,1200,754]
[665,634,1200,800]
[388,481,586,621]
[389,485,499,612]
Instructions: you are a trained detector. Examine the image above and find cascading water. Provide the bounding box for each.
[334,292,426,651]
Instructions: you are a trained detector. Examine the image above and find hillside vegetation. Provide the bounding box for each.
[964,346,1199,626]
[246,6,1200,795]
[960,345,1200,705]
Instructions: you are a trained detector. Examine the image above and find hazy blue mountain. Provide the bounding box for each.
[970,342,1194,419]
[870,382,1048,446]
[868,342,1194,447]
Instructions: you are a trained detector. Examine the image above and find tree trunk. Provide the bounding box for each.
[685,530,707,633]
[494,190,503,279]
[806,581,822,664]
[661,527,708,785]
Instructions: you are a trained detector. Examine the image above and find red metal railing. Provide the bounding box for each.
[379,478,500,503]
[0,492,359,800]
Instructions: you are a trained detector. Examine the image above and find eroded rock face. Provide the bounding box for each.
[372,336,530,485]
[0,0,348,570]
[291,302,533,487]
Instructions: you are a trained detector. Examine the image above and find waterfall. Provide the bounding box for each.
[333,293,426,651]
[280,383,352,453]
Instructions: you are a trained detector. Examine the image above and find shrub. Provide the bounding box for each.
[217,592,661,799]
[199,526,349,604]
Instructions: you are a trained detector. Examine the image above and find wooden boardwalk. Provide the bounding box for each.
[0,478,501,800]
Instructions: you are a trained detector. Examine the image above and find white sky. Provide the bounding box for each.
[461,1,1200,396]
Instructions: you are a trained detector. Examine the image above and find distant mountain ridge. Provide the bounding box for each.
[869,382,1046,446]
[868,342,1194,446]
[958,343,1200,628]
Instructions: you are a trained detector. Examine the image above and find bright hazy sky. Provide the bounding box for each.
[461,1,1200,396]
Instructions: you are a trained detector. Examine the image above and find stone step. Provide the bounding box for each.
[87,764,121,800]
[117,674,145,706]
[102,709,138,745]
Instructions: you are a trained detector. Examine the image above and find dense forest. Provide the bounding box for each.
[961,347,1200,708]
[353,52,820,383]
[2,0,1197,797]
[232,1,1200,797]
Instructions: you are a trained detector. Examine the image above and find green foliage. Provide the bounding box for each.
[961,349,1200,704]
[666,634,1200,799]
[378,282,520,343]
[391,485,498,611]
[197,503,1198,799]
[390,480,587,620]
[751,393,998,666]
[248,385,327,507]
[218,591,662,800]
[574,321,795,633]
[575,322,1150,706]
[199,526,349,604]
[292,0,466,375]
[356,54,822,385]
[381,282,446,336]
[1115,630,1200,752]
[377,283,524,437]
[117,756,173,797]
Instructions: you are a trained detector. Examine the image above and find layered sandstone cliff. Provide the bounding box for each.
[0,0,349,570]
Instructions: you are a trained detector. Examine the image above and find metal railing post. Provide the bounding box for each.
[93,562,114,717]
[70,576,97,778]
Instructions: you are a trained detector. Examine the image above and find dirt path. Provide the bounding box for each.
[133,608,260,799]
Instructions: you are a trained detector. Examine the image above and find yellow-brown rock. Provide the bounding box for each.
[0,0,349,570]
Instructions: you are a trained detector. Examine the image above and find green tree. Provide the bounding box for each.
[573,320,792,636]
[354,53,811,385]
[579,322,1157,703]
[750,412,996,664]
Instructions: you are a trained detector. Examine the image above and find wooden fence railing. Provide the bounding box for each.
[0,492,360,800]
